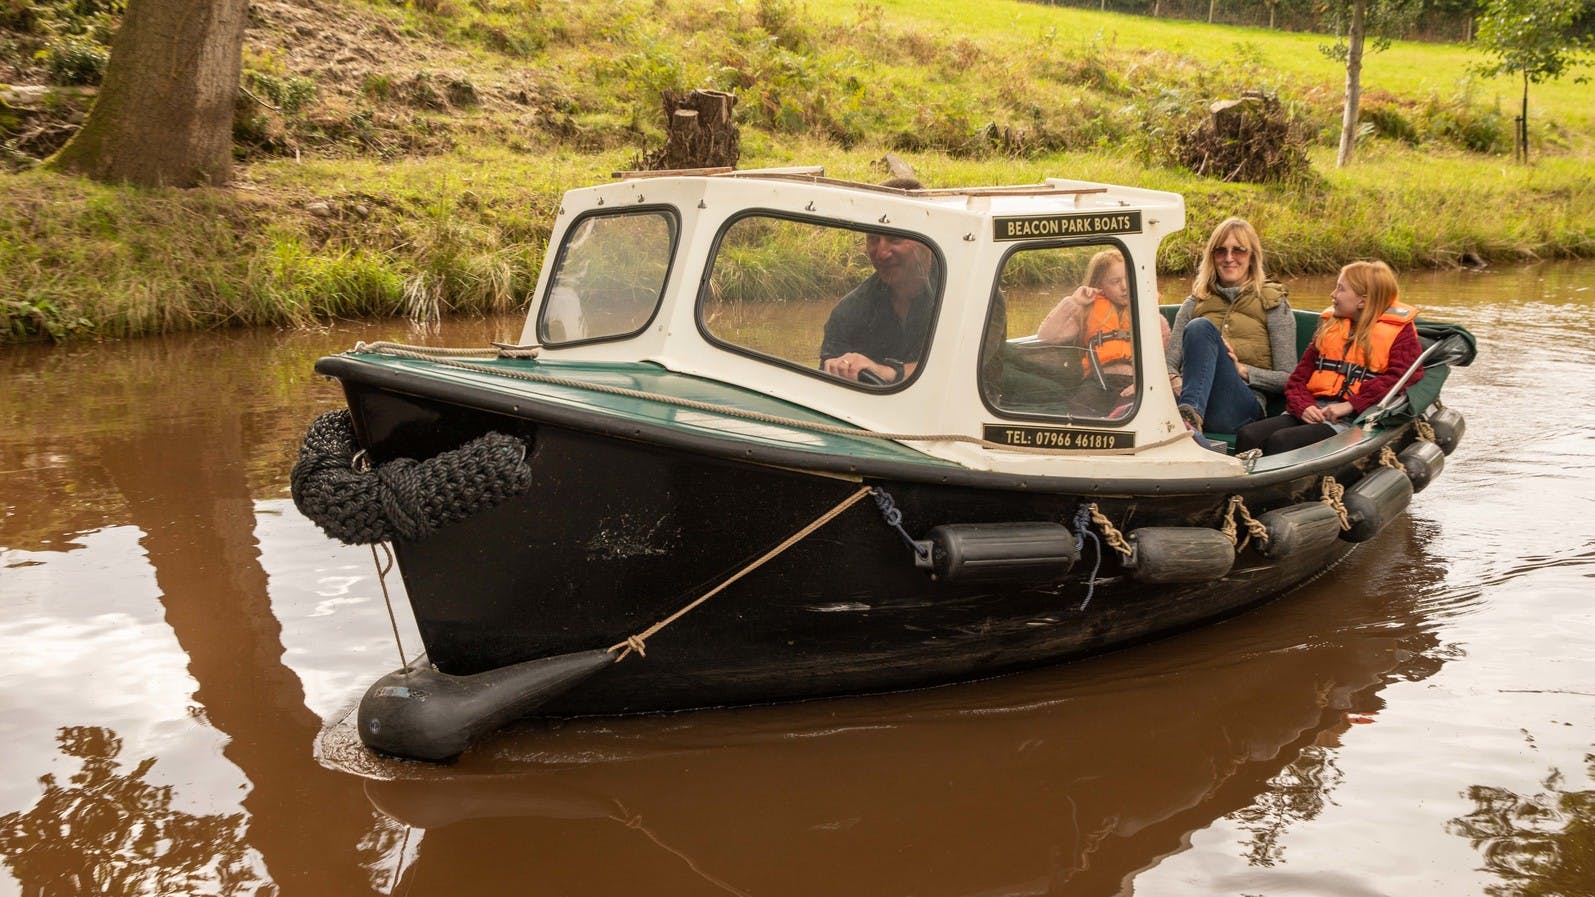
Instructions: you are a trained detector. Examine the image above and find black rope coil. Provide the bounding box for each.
[290,409,533,544]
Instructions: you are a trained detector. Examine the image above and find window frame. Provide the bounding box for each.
[694,209,947,394]
[977,236,1147,425]
[535,205,683,349]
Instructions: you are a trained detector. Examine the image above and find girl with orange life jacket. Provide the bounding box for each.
[1036,248,1139,417]
[1236,260,1425,456]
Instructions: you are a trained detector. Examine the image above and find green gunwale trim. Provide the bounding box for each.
[346,352,958,467]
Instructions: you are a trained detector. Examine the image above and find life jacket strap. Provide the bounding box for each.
[1312,355,1372,397]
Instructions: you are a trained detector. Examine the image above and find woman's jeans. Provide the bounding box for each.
[1178,318,1266,433]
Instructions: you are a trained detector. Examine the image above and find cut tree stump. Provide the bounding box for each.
[1175,90,1310,184]
[637,89,739,171]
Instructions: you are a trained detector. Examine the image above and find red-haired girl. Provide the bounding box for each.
[1236,260,1424,455]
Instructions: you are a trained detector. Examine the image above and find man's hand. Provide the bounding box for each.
[823,352,889,382]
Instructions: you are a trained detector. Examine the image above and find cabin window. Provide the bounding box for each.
[980,241,1144,421]
[699,214,941,389]
[538,209,678,345]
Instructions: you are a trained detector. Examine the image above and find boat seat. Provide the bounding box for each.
[1159,305,1321,450]
[987,338,1088,410]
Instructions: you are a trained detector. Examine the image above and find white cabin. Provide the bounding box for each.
[518,168,1240,478]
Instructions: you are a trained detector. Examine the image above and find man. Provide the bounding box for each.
[818,229,938,385]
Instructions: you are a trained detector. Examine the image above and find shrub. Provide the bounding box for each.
[244,69,318,114]
[1418,89,1510,154]
[42,33,107,84]
[1363,102,1420,145]
[0,0,39,31]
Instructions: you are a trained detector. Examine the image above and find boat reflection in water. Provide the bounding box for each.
[330,514,1448,896]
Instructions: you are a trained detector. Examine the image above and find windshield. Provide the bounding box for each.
[538,209,678,345]
[700,214,941,389]
[980,241,1149,421]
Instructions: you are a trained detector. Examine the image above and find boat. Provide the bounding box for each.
[291,166,1475,762]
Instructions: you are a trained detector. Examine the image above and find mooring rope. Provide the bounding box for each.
[1378,445,1405,471]
[291,409,532,544]
[1220,494,1271,553]
[609,802,755,897]
[349,342,1194,457]
[1086,502,1135,560]
[871,487,930,561]
[1320,476,1351,530]
[369,542,409,672]
[1071,505,1105,611]
[354,340,541,359]
[1414,418,1437,443]
[608,485,875,662]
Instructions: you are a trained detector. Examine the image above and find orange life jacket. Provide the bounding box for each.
[1082,297,1133,375]
[1304,301,1419,399]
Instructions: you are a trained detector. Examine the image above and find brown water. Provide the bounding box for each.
[2,262,1593,897]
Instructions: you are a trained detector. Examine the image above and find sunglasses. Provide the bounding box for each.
[1213,244,1251,259]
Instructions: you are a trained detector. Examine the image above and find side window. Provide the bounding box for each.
[701,215,940,388]
[981,243,1142,420]
[539,210,676,345]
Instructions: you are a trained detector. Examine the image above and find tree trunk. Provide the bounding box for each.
[1336,0,1367,169]
[1207,0,1216,23]
[639,89,740,172]
[49,0,249,187]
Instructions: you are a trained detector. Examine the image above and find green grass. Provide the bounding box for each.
[2,0,1592,343]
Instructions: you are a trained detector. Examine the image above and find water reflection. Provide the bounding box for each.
[1450,768,1595,897]
[95,412,383,894]
[2,321,517,896]
[1443,558,1595,897]
[0,726,264,896]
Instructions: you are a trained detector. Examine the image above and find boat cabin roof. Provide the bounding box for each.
[515,167,1239,477]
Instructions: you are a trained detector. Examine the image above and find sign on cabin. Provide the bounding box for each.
[982,424,1136,450]
[993,212,1143,241]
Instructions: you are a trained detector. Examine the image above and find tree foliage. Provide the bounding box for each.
[1320,0,1423,57]
[1472,0,1595,159]
[1474,0,1594,83]
[1318,0,1421,167]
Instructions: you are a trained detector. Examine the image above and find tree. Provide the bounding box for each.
[1473,0,1595,162]
[48,0,249,187]
[1320,0,1420,168]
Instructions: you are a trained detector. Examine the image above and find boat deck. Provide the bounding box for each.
[323,352,960,468]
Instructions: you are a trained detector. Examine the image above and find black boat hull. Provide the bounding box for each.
[340,380,1375,718]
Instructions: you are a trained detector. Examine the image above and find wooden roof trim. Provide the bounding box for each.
[611,167,1109,200]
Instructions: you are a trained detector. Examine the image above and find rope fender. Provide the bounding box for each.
[290,409,533,544]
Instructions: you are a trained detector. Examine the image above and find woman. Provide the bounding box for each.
[1236,260,1423,456]
[1036,248,1135,416]
[1166,218,1295,435]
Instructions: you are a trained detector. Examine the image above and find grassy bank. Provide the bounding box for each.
[2,0,1591,343]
